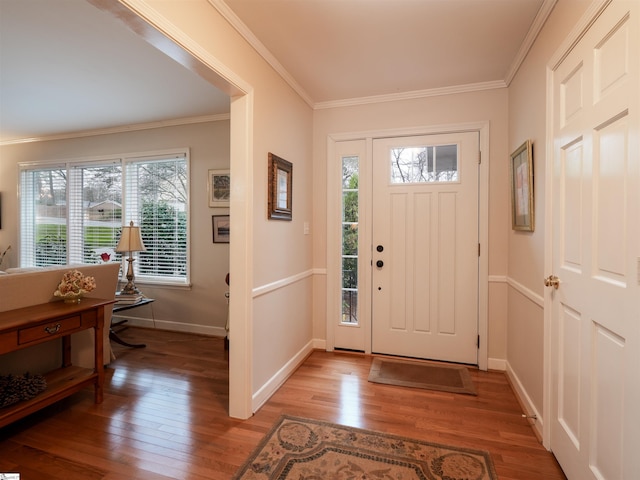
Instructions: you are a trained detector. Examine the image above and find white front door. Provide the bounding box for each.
[549,1,640,478]
[371,132,479,364]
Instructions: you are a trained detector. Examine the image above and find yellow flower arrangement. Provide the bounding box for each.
[53,269,96,300]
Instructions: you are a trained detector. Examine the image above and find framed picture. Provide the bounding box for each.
[268,152,293,221]
[208,169,230,207]
[212,215,230,243]
[510,140,534,231]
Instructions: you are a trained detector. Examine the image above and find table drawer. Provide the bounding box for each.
[18,315,82,345]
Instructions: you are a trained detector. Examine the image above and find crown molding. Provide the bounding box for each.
[0,114,230,146]
[504,0,558,85]
[315,80,507,110]
[208,0,315,108]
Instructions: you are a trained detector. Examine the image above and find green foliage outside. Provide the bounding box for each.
[139,202,187,276]
[341,171,359,322]
[36,223,120,242]
[35,224,120,265]
[85,226,120,244]
[34,202,186,274]
[35,234,66,266]
[342,173,358,290]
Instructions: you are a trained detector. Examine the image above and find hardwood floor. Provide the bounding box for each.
[0,328,566,479]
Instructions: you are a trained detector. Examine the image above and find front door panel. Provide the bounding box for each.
[372,132,479,364]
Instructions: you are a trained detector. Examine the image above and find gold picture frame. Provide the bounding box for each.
[268,153,292,221]
[208,169,230,207]
[510,140,534,231]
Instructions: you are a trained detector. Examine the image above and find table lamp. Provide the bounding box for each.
[116,220,147,295]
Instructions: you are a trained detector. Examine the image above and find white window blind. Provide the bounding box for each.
[19,150,189,286]
[124,153,188,284]
[20,166,68,266]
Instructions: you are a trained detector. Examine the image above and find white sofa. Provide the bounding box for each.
[0,263,120,375]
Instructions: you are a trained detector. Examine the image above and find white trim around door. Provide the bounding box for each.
[326,122,490,371]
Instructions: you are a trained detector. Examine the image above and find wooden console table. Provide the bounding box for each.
[0,298,113,428]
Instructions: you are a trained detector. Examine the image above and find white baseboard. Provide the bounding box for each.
[252,340,315,412]
[487,357,507,371]
[505,360,544,440]
[312,338,326,350]
[115,315,226,337]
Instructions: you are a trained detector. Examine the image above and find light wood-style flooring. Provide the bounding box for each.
[0,328,566,479]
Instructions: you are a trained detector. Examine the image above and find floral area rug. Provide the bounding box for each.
[233,415,497,480]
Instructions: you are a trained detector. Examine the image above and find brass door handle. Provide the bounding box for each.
[544,275,560,289]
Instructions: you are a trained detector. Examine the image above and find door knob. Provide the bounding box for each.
[544,275,560,289]
[376,260,384,268]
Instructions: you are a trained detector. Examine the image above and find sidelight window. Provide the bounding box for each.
[341,155,359,324]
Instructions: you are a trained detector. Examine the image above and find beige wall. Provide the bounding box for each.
[123,0,315,409]
[312,88,510,363]
[0,121,232,335]
[506,0,590,422]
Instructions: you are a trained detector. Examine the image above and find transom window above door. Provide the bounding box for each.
[390,144,458,183]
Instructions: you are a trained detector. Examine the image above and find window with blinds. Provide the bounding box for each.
[19,150,189,286]
[20,166,69,266]
[124,154,188,282]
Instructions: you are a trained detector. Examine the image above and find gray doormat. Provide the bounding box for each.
[368,357,477,395]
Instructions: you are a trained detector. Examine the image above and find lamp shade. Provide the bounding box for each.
[116,221,147,253]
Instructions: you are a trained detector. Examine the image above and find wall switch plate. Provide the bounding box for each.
[304,222,310,235]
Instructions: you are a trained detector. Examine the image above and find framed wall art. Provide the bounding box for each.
[208,169,230,207]
[268,152,293,221]
[510,140,534,231]
[212,215,230,243]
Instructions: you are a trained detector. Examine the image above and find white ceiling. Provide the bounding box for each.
[0,0,548,144]
[222,0,547,103]
[0,0,230,144]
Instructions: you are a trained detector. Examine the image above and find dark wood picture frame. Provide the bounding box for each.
[510,140,534,231]
[268,152,293,221]
[212,215,230,243]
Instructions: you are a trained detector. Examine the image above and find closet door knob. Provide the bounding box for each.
[544,275,560,289]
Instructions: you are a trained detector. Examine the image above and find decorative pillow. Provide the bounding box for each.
[0,373,47,408]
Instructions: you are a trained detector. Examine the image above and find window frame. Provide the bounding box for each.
[389,143,460,184]
[341,155,360,325]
